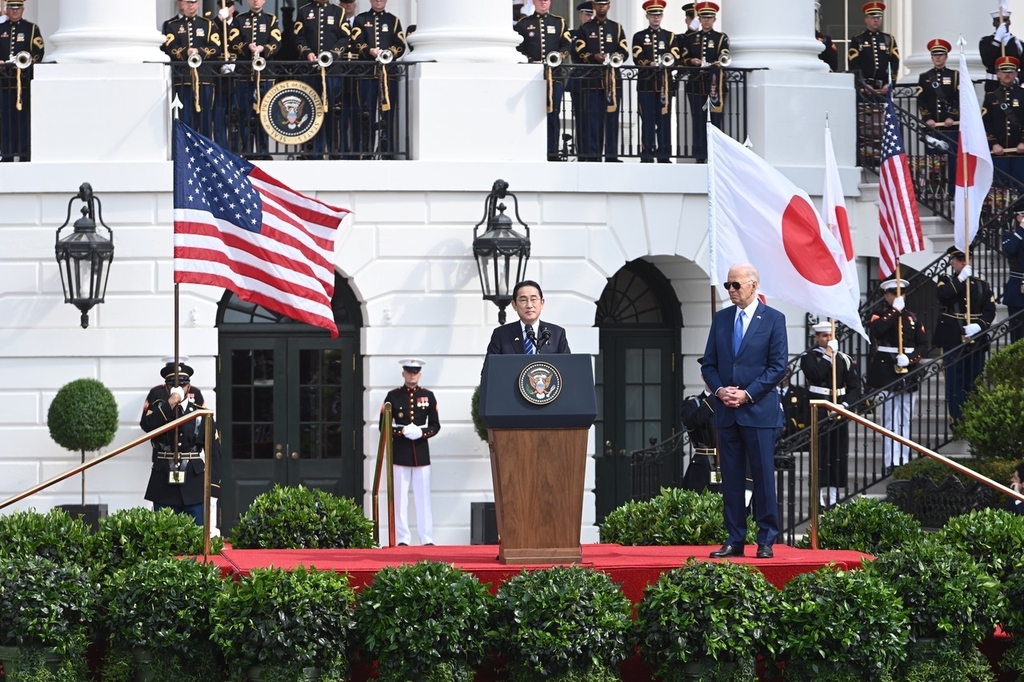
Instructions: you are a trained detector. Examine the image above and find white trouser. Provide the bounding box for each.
[879,390,915,467]
[394,464,433,545]
[819,486,839,507]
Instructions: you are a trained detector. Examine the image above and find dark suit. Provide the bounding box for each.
[701,301,787,547]
[485,320,570,354]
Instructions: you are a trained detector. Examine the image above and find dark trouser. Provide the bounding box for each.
[580,88,620,161]
[358,77,395,158]
[717,423,780,547]
[177,83,216,140]
[638,91,672,162]
[304,75,340,156]
[236,78,274,156]
[994,155,1024,186]
[0,83,31,159]
[687,92,723,161]
[546,80,565,159]
[1009,305,1024,343]
[338,71,360,157]
[568,76,583,158]
[944,342,987,426]
[154,502,203,525]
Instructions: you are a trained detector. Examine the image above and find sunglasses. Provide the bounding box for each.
[723,280,751,291]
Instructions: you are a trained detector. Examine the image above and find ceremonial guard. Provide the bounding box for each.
[379,359,440,546]
[515,0,572,161]
[814,1,838,72]
[680,382,716,493]
[934,247,997,429]
[163,0,222,140]
[866,279,928,473]
[917,38,959,198]
[352,0,406,159]
[229,0,281,158]
[0,0,43,162]
[681,3,698,35]
[294,0,353,157]
[778,367,809,439]
[848,2,899,96]
[140,360,221,525]
[983,55,1024,185]
[980,6,1023,93]
[677,1,729,163]
[801,323,859,507]
[632,0,679,163]
[1002,210,1024,342]
[573,0,628,162]
[209,1,236,147]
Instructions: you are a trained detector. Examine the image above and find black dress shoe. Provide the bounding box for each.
[710,543,745,558]
[756,545,773,559]
[397,542,408,546]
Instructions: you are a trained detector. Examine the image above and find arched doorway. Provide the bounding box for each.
[593,259,683,522]
[215,273,364,532]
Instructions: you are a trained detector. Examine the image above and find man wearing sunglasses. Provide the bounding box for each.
[701,263,787,559]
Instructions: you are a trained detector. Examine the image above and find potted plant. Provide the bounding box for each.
[0,507,93,566]
[229,484,374,549]
[795,496,921,554]
[211,565,356,681]
[99,557,224,682]
[47,377,119,530]
[0,554,97,681]
[772,566,909,681]
[867,537,1003,681]
[90,507,223,573]
[491,566,634,681]
[636,557,777,681]
[935,507,1024,582]
[600,488,755,546]
[353,560,493,682]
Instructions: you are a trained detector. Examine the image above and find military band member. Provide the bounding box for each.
[0,0,43,162]
[353,0,406,159]
[573,0,628,162]
[140,360,221,525]
[1002,211,1024,343]
[677,1,728,163]
[983,55,1024,185]
[294,0,352,157]
[163,0,222,140]
[866,279,927,473]
[917,38,959,198]
[633,0,679,163]
[934,247,997,430]
[848,2,899,97]
[801,323,859,507]
[229,0,281,158]
[379,359,440,546]
[681,2,699,35]
[814,1,838,72]
[980,7,1023,93]
[515,0,572,161]
[337,0,360,156]
[567,2,595,157]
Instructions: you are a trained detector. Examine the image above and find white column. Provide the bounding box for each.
[725,0,824,71]
[47,0,165,63]
[408,1,521,63]
[905,0,991,77]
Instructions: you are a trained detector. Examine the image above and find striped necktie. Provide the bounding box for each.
[524,325,535,355]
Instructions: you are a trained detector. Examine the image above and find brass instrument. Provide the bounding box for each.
[317,50,334,68]
[317,51,333,115]
[701,53,730,68]
[658,52,676,67]
[252,55,266,72]
[12,50,30,111]
[376,49,394,65]
[604,52,625,68]
[187,52,203,69]
[545,51,563,67]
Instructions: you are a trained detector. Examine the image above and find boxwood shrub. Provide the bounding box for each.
[795,496,921,554]
[91,507,222,573]
[229,484,374,549]
[600,488,754,546]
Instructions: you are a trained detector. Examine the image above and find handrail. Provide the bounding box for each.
[370,402,396,547]
[808,399,1024,550]
[0,408,217,556]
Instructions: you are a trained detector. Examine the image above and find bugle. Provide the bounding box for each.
[317,50,334,68]
[658,52,676,67]
[545,51,562,67]
[376,49,394,65]
[603,52,624,68]
[252,55,266,72]
[187,52,203,69]
[317,51,332,115]
[13,51,31,69]
[701,53,730,68]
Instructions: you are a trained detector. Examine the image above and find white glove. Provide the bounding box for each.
[895,354,910,368]
[402,423,423,441]
[996,23,1009,44]
[689,17,700,32]
[0,15,8,24]
[892,296,905,311]
[218,7,231,19]
[219,62,236,74]
[826,339,839,353]
[964,323,982,337]
[169,386,186,404]
[958,264,973,282]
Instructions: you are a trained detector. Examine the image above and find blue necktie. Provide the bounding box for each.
[524,325,535,355]
[733,310,745,355]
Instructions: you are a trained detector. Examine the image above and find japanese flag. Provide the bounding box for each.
[954,51,993,253]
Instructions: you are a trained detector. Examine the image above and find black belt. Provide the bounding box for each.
[156,452,202,460]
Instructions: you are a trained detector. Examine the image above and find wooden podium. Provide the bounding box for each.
[479,354,597,565]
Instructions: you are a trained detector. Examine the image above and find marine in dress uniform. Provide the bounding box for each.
[572,0,628,162]
[866,279,928,472]
[980,7,1023,93]
[515,0,572,161]
[917,38,959,198]
[140,361,221,525]
[677,1,729,163]
[163,0,222,140]
[632,0,679,163]
[294,0,353,157]
[983,55,1024,185]
[848,1,899,95]
[229,0,281,158]
[352,0,406,159]
[1001,211,1024,342]
[800,323,860,507]
[0,0,43,162]
[379,359,440,546]
[934,247,997,429]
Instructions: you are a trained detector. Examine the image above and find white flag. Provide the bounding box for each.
[954,51,994,253]
[708,124,868,340]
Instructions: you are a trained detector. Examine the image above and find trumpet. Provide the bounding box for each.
[603,52,624,68]
[376,49,394,65]
[702,53,731,68]
[545,50,563,67]
[187,52,203,69]
[13,51,31,69]
[658,52,676,67]
[252,55,266,72]
[317,50,334,68]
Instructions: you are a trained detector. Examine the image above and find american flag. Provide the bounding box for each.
[172,121,349,337]
[877,91,924,278]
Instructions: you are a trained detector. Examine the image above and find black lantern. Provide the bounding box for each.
[472,179,530,324]
[55,183,114,329]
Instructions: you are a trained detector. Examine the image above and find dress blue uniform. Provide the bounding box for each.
[229,6,282,157]
[294,0,353,156]
[572,3,628,162]
[0,0,43,161]
[163,9,222,140]
[632,0,679,163]
[515,10,572,160]
[1002,216,1024,342]
[676,1,728,163]
[352,6,406,159]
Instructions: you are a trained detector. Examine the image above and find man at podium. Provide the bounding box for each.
[486,280,571,354]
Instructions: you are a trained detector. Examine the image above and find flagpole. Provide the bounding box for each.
[894,262,908,374]
[829,318,838,403]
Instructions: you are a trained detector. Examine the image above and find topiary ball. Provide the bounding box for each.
[47,378,119,453]
[229,484,374,549]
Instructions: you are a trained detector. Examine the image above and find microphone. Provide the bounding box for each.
[540,327,551,346]
[526,324,537,344]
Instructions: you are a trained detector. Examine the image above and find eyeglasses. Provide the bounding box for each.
[515,296,542,305]
[723,280,752,291]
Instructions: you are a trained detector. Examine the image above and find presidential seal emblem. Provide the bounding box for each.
[259,80,324,146]
[519,361,562,405]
